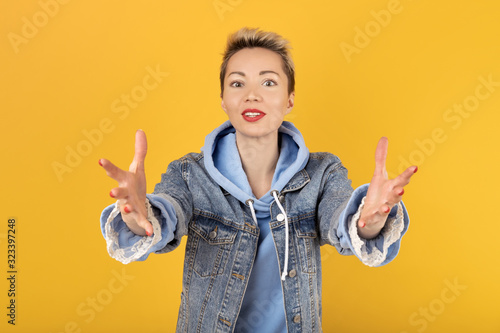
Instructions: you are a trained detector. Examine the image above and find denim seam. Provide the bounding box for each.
[196,255,220,332]
[269,211,315,228]
[193,209,258,235]
[309,273,315,331]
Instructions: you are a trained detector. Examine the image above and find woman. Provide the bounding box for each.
[99,27,417,332]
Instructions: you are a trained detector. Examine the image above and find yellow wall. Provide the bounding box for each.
[2,1,499,332]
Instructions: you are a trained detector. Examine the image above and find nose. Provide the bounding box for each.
[245,85,262,102]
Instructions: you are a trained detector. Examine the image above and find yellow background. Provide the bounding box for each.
[1,0,499,332]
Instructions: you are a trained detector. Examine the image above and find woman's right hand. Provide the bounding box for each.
[99,129,153,237]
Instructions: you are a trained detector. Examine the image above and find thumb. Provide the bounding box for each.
[137,214,154,237]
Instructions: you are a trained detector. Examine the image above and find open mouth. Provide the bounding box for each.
[242,109,266,122]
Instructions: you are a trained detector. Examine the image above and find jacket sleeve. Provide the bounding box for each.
[100,157,193,264]
[317,160,410,267]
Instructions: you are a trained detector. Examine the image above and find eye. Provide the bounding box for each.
[263,80,277,87]
[230,81,243,87]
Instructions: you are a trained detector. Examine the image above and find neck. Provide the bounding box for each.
[236,131,280,199]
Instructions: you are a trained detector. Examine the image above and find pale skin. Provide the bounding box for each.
[99,47,417,240]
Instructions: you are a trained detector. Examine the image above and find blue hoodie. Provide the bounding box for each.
[202,120,310,332]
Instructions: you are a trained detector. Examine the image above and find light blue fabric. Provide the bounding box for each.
[206,122,309,332]
[202,121,309,212]
[337,184,409,266]
[100,194,178,261]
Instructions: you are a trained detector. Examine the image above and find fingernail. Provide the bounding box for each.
[109,191,115,198]
[360,221,366,228]
[413,166,418,173]
[384,206,390,213]
[98,159,103,166]
[146,230,152,237]
[398,189,405,196]
[124,206,131,214]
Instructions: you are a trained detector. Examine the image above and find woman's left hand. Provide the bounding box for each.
[357,137,418,239]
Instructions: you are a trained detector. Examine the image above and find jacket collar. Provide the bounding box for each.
[280,168,310,194]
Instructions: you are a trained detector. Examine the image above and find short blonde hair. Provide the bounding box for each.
[220,27,295,96]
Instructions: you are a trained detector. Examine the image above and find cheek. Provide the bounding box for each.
[269,94,290,111]
[222,97,236,111]
[225,92,244,107]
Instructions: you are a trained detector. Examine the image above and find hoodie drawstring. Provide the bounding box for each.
[271,191,289,281]
[246,199,258,227]
[246,192,289,281]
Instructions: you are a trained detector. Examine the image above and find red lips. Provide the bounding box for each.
[242,109,266,122]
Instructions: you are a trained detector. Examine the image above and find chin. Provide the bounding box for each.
[230,117,282,138]
[237,127,279,140]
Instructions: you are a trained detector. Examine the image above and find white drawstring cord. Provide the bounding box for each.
[272,191,289,281]
[246,194,289,281]
[246,199,258,226]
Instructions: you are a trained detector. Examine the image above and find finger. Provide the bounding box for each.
[120,195,143,215]
[121,203,133,214]
[374,137,388,175]
[99,158,127,183]
[385,188,404,206]
[109,187,129,200]
[131,129,148,173]
[393,165,418,188]
[137,215,154,237]
[381,204,391,214]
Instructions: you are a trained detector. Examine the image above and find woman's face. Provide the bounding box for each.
[221,47,294,140]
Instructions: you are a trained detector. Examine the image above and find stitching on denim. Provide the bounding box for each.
[309,152,328,160]
[193,209,258,235]
[196,264,219,332]
[184,232,197,321]
[309,273,315,330]
[296,230,317,274]
[219,317,232,326]
[281,169,311,193]
[181,157,189,181]
[293,219,318,239]
[270,210,315,228]
[190,222,236,245]
[326,161,344,177]
[210,246,225,277]
[218,234,252,326]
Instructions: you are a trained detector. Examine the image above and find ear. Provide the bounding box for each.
[221,98,228,114]
[285,91,295,115]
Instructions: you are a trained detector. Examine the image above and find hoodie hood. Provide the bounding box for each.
[201,120,309,214]
[202,120,309,280]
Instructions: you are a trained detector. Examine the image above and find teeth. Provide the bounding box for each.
[244,112,261,117]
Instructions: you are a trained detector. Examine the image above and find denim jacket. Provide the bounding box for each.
[102,151,408,332]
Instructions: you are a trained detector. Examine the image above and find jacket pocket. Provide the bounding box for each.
[294,215,318,273]
[189,213,238,277]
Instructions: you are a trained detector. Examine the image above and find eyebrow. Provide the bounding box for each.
[227,70,281,77]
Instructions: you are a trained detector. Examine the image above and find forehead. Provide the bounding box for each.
[226,47,284,75]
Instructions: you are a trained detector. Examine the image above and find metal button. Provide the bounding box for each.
[209,229,217,240]
[293,314,301,323]
[288,269,297,278]
[277,213,285,222]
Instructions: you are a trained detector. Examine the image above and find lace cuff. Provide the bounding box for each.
[104,199,162,264]
[348,197,405,267]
